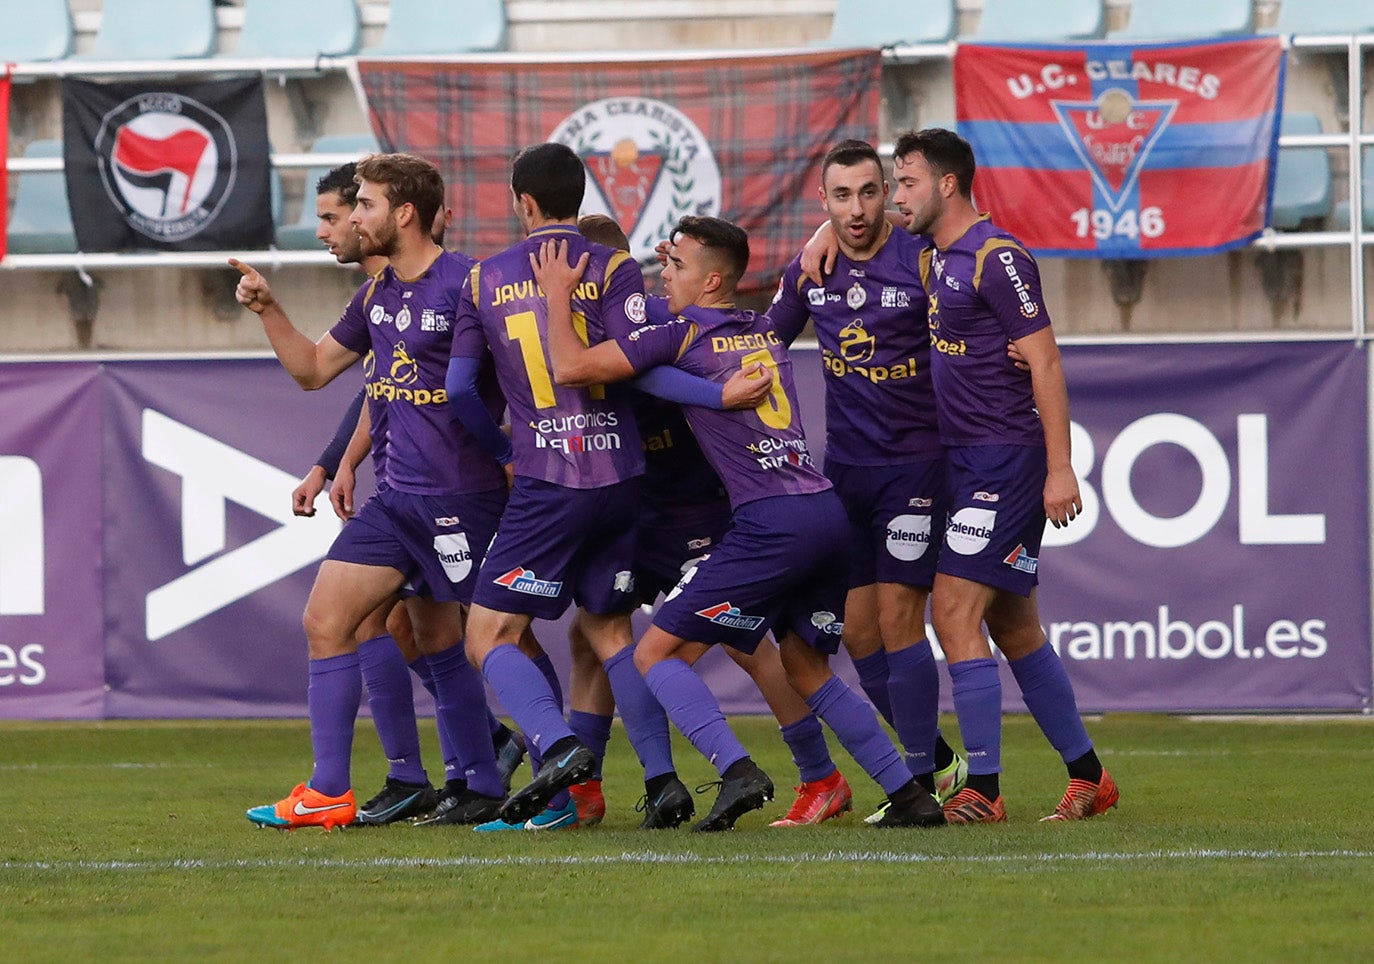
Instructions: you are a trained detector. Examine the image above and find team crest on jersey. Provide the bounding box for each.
[549,97,721,264]
[625,292,648,324]
[846,283,867,309]
[695,602,765,632]
[1052,88,1176,213]
[93,92,238,244]
[395,305,412,333]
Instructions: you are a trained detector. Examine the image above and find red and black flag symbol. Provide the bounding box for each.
[61,76,274,251]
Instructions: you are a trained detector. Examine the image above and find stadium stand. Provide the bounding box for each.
[7,140,78,255]
[1333,148,1374,231]
[819,0,956,47]
[0,0,73,62]
[1274,0,1374,35]
[235,0,361,59]
[1270,113,1334,230]
[82,0,217,60]
[972,0,1104,42]
[368,0,506,55]
[1108,0,1254,39]
[274,133,381,250]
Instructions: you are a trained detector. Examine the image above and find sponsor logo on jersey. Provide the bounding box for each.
[549,96,722,263]
[946,507,997,556]
[908,497,933,508]
[886,513,933,562]
[434,515,461,527]
[808,287,827,307]
[1003,543,1039,574]
[686,536,713,551]
[695,602,765,631]
[420,308,449,332]
[973,491,1000,503]
[838,319,876,364]
[434,533,473,583]
[810,610,844,635]
[493,567,563,597]
[369,305,388,326]
[880,286,912,308]
[531,411,624,455]
[997,250,1041,320]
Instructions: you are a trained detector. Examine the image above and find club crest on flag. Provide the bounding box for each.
[1051,88,1176,212]
[549,96,721,264]
[91,93,238,244]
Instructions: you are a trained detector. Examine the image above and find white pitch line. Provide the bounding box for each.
[0,763,216,771]
[3,849,1371,873]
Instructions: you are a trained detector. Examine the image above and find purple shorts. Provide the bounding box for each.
[826,456,945,590]
[651,491,850,655]
[326,486,506,604]
[633,500,732,603]
[936,445,1047,597]
[471,476,641,620]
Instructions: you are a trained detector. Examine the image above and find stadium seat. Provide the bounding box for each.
[85,0,216,60]
[275,133,380,250]
[1269,114,1333,230]
[0,0,72,62]
[368,0,506,55]
[7,140,77,255]
[1109,0,1253,39]
[819,0,956,47]
[235,0,360,58]
[1332,149,1374,231]
[973,0,1104,42]
[1273,0,1374,35]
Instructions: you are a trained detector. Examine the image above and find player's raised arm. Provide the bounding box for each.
[231,258,359,390]
[531,239,636,387]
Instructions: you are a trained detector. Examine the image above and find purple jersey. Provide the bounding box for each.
[330,250,506,496]
[918,216,1051,448]
[619,305,831,511]
[769,225,941,466]
[451,224,646,489]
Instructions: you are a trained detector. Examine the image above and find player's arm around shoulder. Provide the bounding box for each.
[531,238,636,387]
[231,257,359,390]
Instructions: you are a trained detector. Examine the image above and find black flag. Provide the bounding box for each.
[61,76,274,251]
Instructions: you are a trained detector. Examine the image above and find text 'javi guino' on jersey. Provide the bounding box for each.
[331,249,507,496]
[918,215,1052,449]
[768,226,942,466]
[451,224,647,490]
[618,304,832,512]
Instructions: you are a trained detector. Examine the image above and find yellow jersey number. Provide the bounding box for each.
[503,310,605,409]
[741,348,792,430]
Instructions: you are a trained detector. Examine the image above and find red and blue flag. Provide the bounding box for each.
[954,37,1286,257]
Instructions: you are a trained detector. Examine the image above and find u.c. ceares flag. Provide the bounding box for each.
[955,37,1285,257]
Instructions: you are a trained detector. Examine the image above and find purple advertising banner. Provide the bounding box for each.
[0,363,105,718]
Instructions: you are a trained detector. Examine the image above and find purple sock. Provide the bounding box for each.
[531,652,565,713]
[569,710,613,781]
[779,715,834,783]
[481,643,574,758]
[487,709,504,737]
[1009,644,1094,763]
[851,648,894,727]
[805,674,909,796]
[949,658,1002,775]
[427,644,503,799]
[358,636,427,785]
[887,640,941,777]
[644,658,748,777]
[307,652,361,797]
[410,655,460,783]
[603,646,675,780]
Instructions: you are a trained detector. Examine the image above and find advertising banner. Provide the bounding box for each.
[357,50,882,293]
[955,38,1285,257]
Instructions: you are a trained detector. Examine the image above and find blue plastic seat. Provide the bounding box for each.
[7,141,77,255]
[1332,149,1374,231]
[1270,114,1332,230]
[235,0,360,58]
[1274,0,1374,35]
[0,0,72,61]
[275,133,380,250]
[973,0,1103,42]
[819,0,955,47]
[369,0,505,55]
[1109,0,1253,39]
[86,0,216,60]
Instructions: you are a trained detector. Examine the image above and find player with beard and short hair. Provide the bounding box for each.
[767,139,968,824]
[234,152,511,830]
[534,215,948,832]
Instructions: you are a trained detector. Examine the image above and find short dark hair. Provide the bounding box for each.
[316,162,359,206]
[511,143,585,220]
[892,127,975,199]
[353,152,445,233]
[672,215,750,287]
[821,138,883,182]
[578,214,630,253]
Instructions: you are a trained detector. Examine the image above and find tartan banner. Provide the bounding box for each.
[955,38,1285,257]
[357,51,882,292]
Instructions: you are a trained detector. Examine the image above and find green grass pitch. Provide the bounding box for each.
[2,714,1371,960]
